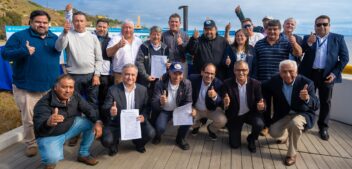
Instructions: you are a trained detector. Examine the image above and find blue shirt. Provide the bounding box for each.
[1,28,61,92]
[282,80,295,106]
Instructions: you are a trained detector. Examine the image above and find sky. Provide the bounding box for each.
[32,0,352,35]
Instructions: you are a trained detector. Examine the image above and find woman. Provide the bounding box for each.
[223,29,255,79]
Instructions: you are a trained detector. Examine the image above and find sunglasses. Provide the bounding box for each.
[243,24,252,29]
[316,23,329,27]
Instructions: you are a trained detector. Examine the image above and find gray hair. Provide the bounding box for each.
[122,19,135,27]
[279,60,297,71]
[150,26,162,34]
[122,63,138,74]
[284,17,297,25]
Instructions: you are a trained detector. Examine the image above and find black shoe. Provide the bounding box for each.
[136,146,146,153]
[207,125,217,140]
[319,129,330,141]
[68,135,80,147]
[176,138,190,150]
[199,118,208,125]
[152,135,161,145]
[108,147,118,156]
[191,127,200,136]
[247,137,256,153]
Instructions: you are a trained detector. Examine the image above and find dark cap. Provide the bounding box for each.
[204,19,216,29]
[169,62,184,73]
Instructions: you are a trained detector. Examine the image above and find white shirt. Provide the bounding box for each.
[123,83,136,110]
[313,34,329,69]
[195,81,211,111]
[107,34,142,73]
[249,32,265,46]
[237,80,250,116]
[236,51,247,61]
[163,81,179,111]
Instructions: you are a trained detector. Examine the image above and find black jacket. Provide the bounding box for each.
[33,90,99,138]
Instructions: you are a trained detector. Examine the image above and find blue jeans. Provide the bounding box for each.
[155,110,191,139]
[37,117,94,165]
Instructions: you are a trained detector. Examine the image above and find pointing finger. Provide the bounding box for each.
[53,107,59,115]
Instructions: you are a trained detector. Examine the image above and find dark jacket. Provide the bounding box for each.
[151,74,192,113]
[223,45,255,79]
[262,74,319,129]
[33,90,99,138]
[161,30,189,62]
[95,31,111,61]
[187,34,230,80]
[299,33,349,83]
[222,77,263,120]
[102,83,149,127]
[135,40,169,86]
[188,74,223,111]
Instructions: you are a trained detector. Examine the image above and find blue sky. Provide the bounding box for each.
[32,0,352,35]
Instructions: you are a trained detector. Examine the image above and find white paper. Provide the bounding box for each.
[120,109,142,140]
[173,103,193,126]
[151,55,168,78]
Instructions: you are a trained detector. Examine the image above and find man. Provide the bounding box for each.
[55,11,102,110]
[222,61,265,153]
[281,18,303,61]
[33,75,103,169]
[162,13,189,76]
[253,19,302,134]
[263,60,319,166]
[151,62,194,150]
[261,16,273,36]
[187,19,230,80]
[1,10,61,157]
[101,64,155,156]
[106,20,143,84]
[241,18,265,46]
[299,15,349,140]
[189,63,227,140]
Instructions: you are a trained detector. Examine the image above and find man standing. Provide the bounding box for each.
[1,10,61,157]
[33,75,103,169]
[189,63,227,140]
[223,61,265,153]
[281,18,303,62]
[106,20,143,84]
[299,15,349,140]
[151,62,194,150]
[263,60,319,165]
[241,18,265,46]
[101,64,155,155]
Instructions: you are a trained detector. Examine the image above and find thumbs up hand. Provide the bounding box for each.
[288,35,297,45]
[299,84,309,101]
[307,32,316,46]
[193,28,199,39]
[225,55,231,66]
[110,101,118,117]
[63,20,71,34]
[47,107,65,127]
[223,93,230,110]
[26,41,35,55]
[118,36,127,48]
[177,33,183,45]
[225,22,231,32]
[207,86,217,99]
[257,98,265,111]
[160,90,168,106]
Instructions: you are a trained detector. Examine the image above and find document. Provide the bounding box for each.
[151,55,168,78]
[173,103,193,126]
[120,109,141,140]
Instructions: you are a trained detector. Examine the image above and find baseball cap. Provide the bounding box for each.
[204,19,216,29]
[169,62,184,73]
[262,16,273,21]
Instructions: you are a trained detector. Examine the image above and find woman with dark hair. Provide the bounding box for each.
[223,29,255,79]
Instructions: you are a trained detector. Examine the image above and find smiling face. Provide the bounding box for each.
[96,21,109,36]
[122,22,134,39]
[266,25,281,42]
[150,30,161,46]
[30,15,49,36]
[204,27,217,40]
[235,30,247,46]
[315,18,330,37]
[234,61,249,84]
[122,66,138,87]
[242,20,253,35]
[201,64,216,85]
[54,78,75,101]
[168,17,181,32]
[283,19,296,35]
[280,62,297,85]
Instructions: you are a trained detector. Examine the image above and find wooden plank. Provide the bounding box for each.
[240,126,253,169]
[197,138,214,169]
[310,154,329,169]
[320,155,341,169]
[304,129,329,155]
[293,153,308,169]
[220,134,231,169]
[185,133,206,169]
[230,144,242,169]
[300,131,319,154]
[174,134,198,169]
[300,153,319,169]
[244,125,264,169]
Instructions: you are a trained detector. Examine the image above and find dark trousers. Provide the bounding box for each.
[98,75,114,123]
[311,70,334,130]
[70,73,99,110]
[261,81,272,127]
[101,120,156,150]
[155,110,191,139]
[226,113,264,148]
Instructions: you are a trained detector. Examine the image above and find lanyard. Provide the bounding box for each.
[317,38,327,48]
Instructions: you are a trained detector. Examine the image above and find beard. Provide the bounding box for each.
[31,26,48,36]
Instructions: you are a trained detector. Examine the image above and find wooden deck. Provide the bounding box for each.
[1,120,352,169]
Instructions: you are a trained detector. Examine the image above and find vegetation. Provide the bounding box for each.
[0,11,22,39]
[0,92,21,134]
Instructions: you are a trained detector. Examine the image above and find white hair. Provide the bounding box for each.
[279,60,297,71]
[122,19,134,27]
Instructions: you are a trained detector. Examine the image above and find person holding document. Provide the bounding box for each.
[151,62,194,150]
[101,64,155,156]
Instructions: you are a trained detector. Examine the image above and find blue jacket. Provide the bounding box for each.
[1,28,61,92]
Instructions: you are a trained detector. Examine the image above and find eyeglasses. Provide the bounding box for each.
[242,24,252,29]
[235,69,248,72]
[316,23,329,27]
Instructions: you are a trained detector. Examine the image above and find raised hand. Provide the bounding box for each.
[225,55,231,66]
[118,36,127,48]
[307,32,316,45]
[207,86,217,99]
[235,5,241,13]
[47,107,64,127]
[110,101,118,117]
[225,22,231,32]
[26,41,35,55]
[299,84,309,101]
[63,20,71,34]
[193,28,199,39]
[288,35,297,45]
[160,90,168,106]
[223,93,230,110]
[65,3,72,11]
[257,98,265,111]
[177,33,183,45]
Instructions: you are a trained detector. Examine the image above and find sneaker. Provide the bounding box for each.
[44,164,56,169]
[77,155,99,166]
[152,135,161,145]
[25,146,38,157]
[191,127,200,136]
[175,138,190,150]
[68,135,80,147]
[207,125,217,140]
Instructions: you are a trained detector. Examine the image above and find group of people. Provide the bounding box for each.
[1,4,349,169]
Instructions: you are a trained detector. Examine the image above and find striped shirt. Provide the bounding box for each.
[253,36,292,81]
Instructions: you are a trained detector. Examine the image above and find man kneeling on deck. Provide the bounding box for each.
[33,75,103,169]
[262,60,319,166]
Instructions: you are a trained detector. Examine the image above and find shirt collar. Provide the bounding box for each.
[283,79,295,87]
[236,79,247,87]
[123,83,136,93]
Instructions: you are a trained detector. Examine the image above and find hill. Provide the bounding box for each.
[0,0,121,39]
